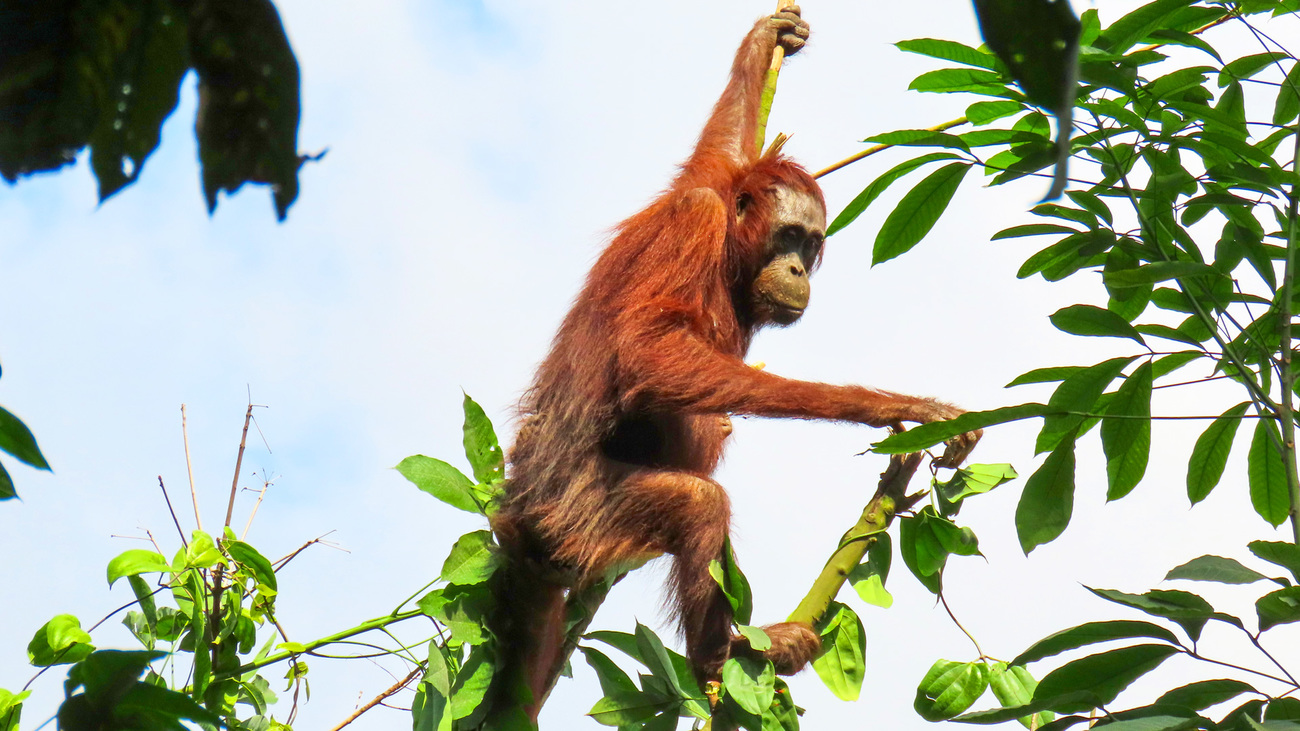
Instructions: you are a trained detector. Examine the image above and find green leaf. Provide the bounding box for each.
[737,625,771,652]
[938,464,1019,509]
[579,646,638,698]
[873,162,971,264]
[993,223,1079,240]
[1101,363,1151,500]
[1050,305,1145,344]
[1097,0,1195,54]
[1248,541,1300,582]
[1036,357,1132,454]
[450,644,496,720]
[710,537,753,626]
[588,691,676,726]
[635,622,688,699]
[106,550,172,587]
[1016,429,1077,554]
[1256,587,1300,632]
[396,455,479,514]
[1034,644,1178,712]
[915,660,990,721]
[27,615,94,666]
[1248,419,1290,527]
[0,688,30,731]
[864,130,971,152]
[827,152,961,236]
[0,406,49,470]
[811,602,866,701]
[1165,555,1268,585]
[722,654,776,716]
[899,515,941,594]
[1012,621,1179,666]
[989,663,1053,730]
[226,540,278,590]
[1102,261,1222,288]
[1273,61,1300,126]
[440,530,501,586]
[1187,403,1249,505]
[896,38,1003,70]
[461,394,505,485]
[1007,366,1084,386]
[183,530,223,570]
[848,533,893,608]
[909,67,1007,94]
[1086,587,1216,641]
[1219,52,1290,86]
[0,460,13,501]
[874,403,1050,454]
[1155,679,1255,711]
[967,101,1026,125]
[418,584,492,646]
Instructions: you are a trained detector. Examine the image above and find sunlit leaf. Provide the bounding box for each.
[721,655,775,716]
[811,602,866,701]
[396,455,479,514]
[107,550,172,587]
[462,394,505,485]
[915,659,990,721]
[27,615,94,667]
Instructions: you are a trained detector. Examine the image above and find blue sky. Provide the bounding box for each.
[1,0,1295,728]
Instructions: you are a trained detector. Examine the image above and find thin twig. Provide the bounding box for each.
[328,668,423,731]
[157,476,188,548]
[274,531,345,571]
[181,404,203,533]
[225,403,255,529]
[241,470,276,539]
[939,592,985,660]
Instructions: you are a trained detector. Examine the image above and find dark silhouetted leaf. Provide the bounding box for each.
[189,0,303,220]
[915,660,990,721]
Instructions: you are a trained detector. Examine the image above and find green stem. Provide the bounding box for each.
[219,608,424,679]
[755,68,780,156]
[1283,112,1300,544]
[788,452,923,626]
